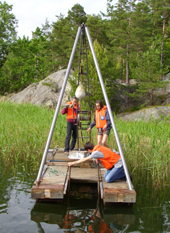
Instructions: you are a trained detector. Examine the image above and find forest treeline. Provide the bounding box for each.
[0,0,170,108]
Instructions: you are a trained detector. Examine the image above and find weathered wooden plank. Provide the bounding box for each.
[31,154,136,203]
[31,184,64,199]
[103,187,136,203]
[70,167,98,182]
[103,180,129,189]
[31,165,68,199]
[99,168,136,203]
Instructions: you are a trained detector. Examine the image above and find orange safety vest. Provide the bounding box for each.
[63,214,75,229]
[95,105,107,128]
[66,101,79,120]
[92,145,120,169]
[89,216,112,233]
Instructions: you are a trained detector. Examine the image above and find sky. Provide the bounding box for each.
[5,0,118,39]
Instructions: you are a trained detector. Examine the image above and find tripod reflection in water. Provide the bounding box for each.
[31,197,135,232]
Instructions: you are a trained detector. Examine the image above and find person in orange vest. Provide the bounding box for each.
[87,100,111,147]
[61,96,79,155]
[88,210,113,233]
[68,141,125,183]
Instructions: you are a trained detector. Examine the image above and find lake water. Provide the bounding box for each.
[1,163,170,233]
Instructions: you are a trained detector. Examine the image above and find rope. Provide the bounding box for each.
[47,167,68,177]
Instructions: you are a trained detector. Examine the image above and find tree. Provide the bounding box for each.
[31,19,55,79]
[107,0,155,84]
[0,18,58,94]
[52,4,87,70]
[149,0,170,67]
[52,14,74,69]
[131,44,167,105]
[86,14,110,49]
[67,3,87,26]
[0,37,35,93]
[107,0,133,83]
[69,39,116,110]
[0,1,18,67]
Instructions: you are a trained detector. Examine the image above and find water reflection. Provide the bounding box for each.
[31,198,135,232]
[1,158,170,232]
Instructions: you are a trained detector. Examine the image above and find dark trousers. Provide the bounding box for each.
[64,122,78,152]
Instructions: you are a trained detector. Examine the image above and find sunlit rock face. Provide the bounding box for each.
[9,69,72,108]
[118,106,170,121]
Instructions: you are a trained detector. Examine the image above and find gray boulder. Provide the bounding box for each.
[9,69,72,108]
[118,106,170,121]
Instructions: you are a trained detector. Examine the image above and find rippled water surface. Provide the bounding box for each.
[1,162,170,233]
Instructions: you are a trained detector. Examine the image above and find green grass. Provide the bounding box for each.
[0,102,66,172]
[0,101,170,185]
[107,115,170,185]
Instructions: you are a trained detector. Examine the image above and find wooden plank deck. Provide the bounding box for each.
[31,149,136,204]
[70,167,98,182]
[100,168,136,204]
[31,164,68,199]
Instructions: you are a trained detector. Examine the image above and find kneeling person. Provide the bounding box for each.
[68,141,125,183]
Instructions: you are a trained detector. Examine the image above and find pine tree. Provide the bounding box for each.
[86,14,110,49]
[107,0,135,83]
[131,44,167,105]
[1,37,35,93]
[149,0,170,67]
[67,3,87,26]
[0,1,18,67]
[69,39,115,110]
[52,4,87,70]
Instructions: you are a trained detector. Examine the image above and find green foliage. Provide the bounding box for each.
[69,39,116,110]
[0,102,66,169]
[1,37,35,93]
[0,1,18,67]
[30,19,56,78]
[1,102,170,186]
[52,14,79,70]
[107,0,133,80]
[130,44,168,105]
[67,4,87,26]
[87,39,115,108]
[0,1,170,110]
[86,14,110,49]
[0,19,55,94]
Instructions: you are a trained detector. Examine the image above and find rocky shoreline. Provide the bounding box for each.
[1,69,170,122]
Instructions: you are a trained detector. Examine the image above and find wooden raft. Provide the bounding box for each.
[99,168,136,204]
[31,164,68,199]
[31,150,136,204]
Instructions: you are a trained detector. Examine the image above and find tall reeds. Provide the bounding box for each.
[106,115,170,185]
[0,102,170,185]
[0,102,66,172]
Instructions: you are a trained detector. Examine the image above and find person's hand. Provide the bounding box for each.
[103,124,107,131]
[68,161,75,167]
[87,127,91,133]
[96,159,99,164]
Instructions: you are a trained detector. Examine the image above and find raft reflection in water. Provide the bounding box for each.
[30,198,135,232]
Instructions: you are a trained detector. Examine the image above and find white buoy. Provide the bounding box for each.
[75,84,86,99]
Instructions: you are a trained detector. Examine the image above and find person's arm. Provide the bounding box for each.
[87,115,96,132]
[68,156,92,167]
[103,109,111,130]
[61,107,68,115]
[89,151,104,165]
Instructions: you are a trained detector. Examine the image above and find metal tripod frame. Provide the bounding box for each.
[36,24,133,191]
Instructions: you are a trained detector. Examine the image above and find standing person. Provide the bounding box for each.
[68,142,125,183]
[61,96,79,155]
[87,100,111,147]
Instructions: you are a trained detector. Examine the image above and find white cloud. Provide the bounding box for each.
[5,0,118,39]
